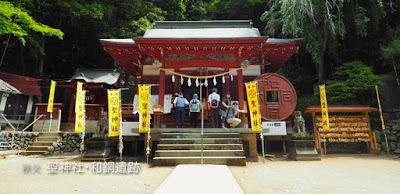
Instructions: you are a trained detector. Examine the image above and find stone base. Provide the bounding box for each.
[288,140,321,161]
[81,136,118,161]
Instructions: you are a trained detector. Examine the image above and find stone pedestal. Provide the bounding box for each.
[81,136,118,161]
[288,139,321,161]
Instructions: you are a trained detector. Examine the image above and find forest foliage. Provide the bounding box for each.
[0,0,399,104]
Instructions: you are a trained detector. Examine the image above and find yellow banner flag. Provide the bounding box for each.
[75,82,85,132]
[75,82,83,114]
[245,82,261,132]
[47,80,56,112]
[319,85,330,130]
[108,90,121,137]
[375,85,385,130]
[138,86,151,132]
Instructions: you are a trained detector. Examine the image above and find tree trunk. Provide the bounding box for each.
[318,23,328,84]
[38,36,45,78]
[20,44,25,75]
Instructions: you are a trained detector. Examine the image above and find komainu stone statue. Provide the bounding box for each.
[96,111,108,135]
[293,111,306,135]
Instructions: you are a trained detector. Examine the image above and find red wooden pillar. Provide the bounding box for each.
[238,69,244,109]
[159,63,165,108]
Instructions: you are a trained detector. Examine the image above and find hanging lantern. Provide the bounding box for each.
[222,75,225,83]
[196,78,199,87]
[204,79,208,87]
[230,73,233,81]
[181,76,184,85]
[213,76,217,85]
[172,75,175,82]
[188,78,192,87]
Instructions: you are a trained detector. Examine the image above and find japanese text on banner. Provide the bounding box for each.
[245,82,261,132]
[47,80,56,112]
[138,86,151,132]
[108,90,121,137]
[319,85,330,130]
[75,82,85,132]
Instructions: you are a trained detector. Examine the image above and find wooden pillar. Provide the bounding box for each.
[24,95,34,123]
[238,69,244,109]
[68,93,75,123]
[159,65,165,108]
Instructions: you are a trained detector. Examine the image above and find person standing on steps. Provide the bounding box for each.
[173,91,189,128]
[208,88,220,128]
[189,93,201,128]
[220,92,231,129]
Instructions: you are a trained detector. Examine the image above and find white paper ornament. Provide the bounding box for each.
[172,75,175,82]
[213,77,217,85]
[230,73,233,81]
[222,75,225,83]
[181,76,184,85]
[196,78,199,87]
[204,79,208,87]
[188,78,192,87]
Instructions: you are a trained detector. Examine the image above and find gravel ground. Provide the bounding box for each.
[230,154,400,194]
[1,154,399,193]
[0,155,174,194]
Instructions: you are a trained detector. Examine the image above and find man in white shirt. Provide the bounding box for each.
[208,88,220,128]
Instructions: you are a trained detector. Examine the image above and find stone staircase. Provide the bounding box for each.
[0,137,11,150]
[21,132,62,155]
[161,113,213,128]
[153,132,246,166]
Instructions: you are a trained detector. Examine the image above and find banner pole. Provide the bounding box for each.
[119,89,123,162]
[48,112,52,132]
[256,81,265,163]
[80,90,86,158]
[200,81,204,165]
[375,85,389,155]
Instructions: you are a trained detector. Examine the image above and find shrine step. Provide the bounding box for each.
[159,138,241,144]
[160,133,240,138]
[155,150,245,157]
[26,146,50,151]
[294,156,321,161]
[153,156,246,166]
[37,137,59,142]
[0,137,11,150]
[20,151,49,156]
[31,141,55,147]
[20,132,61,155]
[157,144,243,150]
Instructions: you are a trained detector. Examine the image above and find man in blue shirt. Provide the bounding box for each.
[173,92,189,128]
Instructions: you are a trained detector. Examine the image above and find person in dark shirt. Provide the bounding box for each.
[219,92,231,128]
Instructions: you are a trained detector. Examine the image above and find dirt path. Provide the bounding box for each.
[230,154,400,194]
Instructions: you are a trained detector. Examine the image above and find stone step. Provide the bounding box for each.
[20,150,49,156]
[155,150,245,157]
[31,141,54,146]
[26,146,50,151]
[157,144,243,150]
[153,156,246,166]
[294,156,321,161]
[37,137,59,141]
[159,138,241,144]
[160,133,240,138]
[38,132,62,137]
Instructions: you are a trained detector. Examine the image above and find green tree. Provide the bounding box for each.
[326,61,382,104]
[0,1,63,69]
[261,0,386,84]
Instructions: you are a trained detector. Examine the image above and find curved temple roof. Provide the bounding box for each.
[100,20,302,76]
